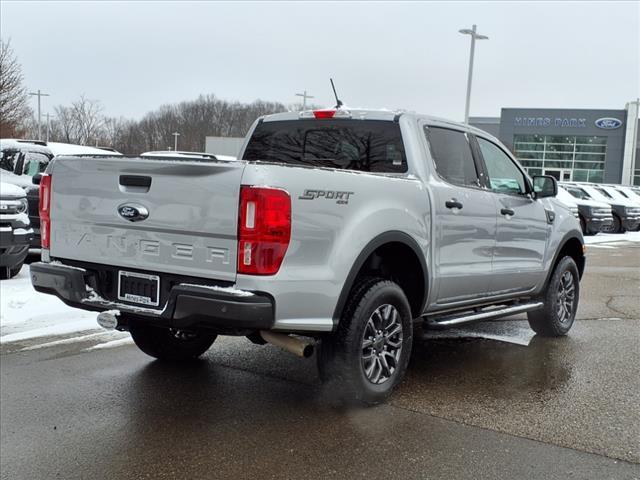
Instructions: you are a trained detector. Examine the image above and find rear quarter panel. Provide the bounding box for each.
[236,159,430,332]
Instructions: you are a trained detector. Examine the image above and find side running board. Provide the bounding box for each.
[424,302,544,329]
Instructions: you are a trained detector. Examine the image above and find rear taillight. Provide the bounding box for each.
[39,174,52,249]
[238,186,291,275]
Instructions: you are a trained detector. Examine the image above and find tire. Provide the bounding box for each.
[318,277,413,405]
[129,324,217,361]
[0,262,23,280]
[527,256,580,337]
[612,214,624,234]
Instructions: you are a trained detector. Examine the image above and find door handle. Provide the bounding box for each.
[500,208,515,216]
[445,200,463,209]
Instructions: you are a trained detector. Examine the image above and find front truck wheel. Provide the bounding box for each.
[318,278,413,405]
[527,256,580,337]
[130,324,217,361]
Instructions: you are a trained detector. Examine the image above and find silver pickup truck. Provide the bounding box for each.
[30,108,585,403]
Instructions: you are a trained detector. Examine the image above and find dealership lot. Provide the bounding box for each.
[1,235,638,478]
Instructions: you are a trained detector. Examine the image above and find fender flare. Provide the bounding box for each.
[332,231,429,325]
[541,230,585,291]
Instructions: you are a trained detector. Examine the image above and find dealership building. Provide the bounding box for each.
[470,101,639,186]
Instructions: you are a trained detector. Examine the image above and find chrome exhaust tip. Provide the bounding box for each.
[97,311,119,330]
[260,330,314,358]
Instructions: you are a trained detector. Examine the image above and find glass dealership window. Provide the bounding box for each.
[513,134,607,182]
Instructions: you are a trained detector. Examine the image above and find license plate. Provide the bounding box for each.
[118,271,160,307]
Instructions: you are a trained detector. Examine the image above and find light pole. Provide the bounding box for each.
[459,25,488,124]
[172,132,180,151]
[295,90,314,110]
[28,89,50,140]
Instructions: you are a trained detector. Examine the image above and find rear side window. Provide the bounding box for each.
[425,127,479,187]
[23,152,50,176]
[243,119,407,173]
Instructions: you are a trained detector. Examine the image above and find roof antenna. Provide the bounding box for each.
[330,78,343,109]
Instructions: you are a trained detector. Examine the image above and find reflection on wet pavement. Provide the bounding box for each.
[394,319,640,463]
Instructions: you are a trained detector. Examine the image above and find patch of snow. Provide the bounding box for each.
[85,337,134,351]
[20,332,107,351]
[584,231,640,245]
[48,260,87,272]
[47,142,122,156]
[179,283,254,297]
[0,265,99,344]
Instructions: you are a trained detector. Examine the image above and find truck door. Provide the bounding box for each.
[423,126,497,305]
[473,136,548,294]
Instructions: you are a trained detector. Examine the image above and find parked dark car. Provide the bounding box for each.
[0,140,53,247]
[0,182,34,278]
[563,182,640,233]
[560,184,614,235]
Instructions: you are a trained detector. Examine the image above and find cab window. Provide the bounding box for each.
[477,137,527,195]
[424,127,479,187]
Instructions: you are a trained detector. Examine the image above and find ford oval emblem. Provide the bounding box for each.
[117,203,149,222]
[595,117,622,129]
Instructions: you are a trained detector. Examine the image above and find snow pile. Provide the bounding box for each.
[0,265,119,346]
[584,231,640,245]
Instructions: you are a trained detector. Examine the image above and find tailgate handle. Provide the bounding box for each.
[120,175,152,188]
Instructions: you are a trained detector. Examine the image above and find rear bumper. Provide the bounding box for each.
[30,262,275,331]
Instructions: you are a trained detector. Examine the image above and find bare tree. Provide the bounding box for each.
[71,95,104,145]
[0,38,31,137]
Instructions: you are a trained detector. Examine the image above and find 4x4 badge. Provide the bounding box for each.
[117,203,149,222]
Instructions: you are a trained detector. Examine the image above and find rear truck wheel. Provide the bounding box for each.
[527,256,580,337]
[129,324,217,361]
[318,277,413,405]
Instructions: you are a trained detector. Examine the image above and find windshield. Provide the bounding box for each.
[594,187,613,199]
[243,119,407,173]
[615,188,629,199]
[565,186,592,200]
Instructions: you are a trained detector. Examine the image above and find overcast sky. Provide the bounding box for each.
[2,1,638,121]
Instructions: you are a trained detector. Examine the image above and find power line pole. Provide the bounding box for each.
[295,90,314,110]
[172,132,180,152]
[459,25,488,124]
[45,113,54,142]
[28,89,50,140]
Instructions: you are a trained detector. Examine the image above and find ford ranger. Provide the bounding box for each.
[30,108,585,403]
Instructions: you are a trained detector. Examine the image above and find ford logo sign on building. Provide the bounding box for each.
[595,117,623,129]
[118,204,149,222]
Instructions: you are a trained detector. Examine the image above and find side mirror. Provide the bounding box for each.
[32,173,42,185]
[532,175,557,198]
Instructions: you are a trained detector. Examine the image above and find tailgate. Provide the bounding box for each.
[49,156,245,282]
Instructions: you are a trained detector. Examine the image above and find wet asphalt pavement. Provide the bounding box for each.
[1,243,639,479]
